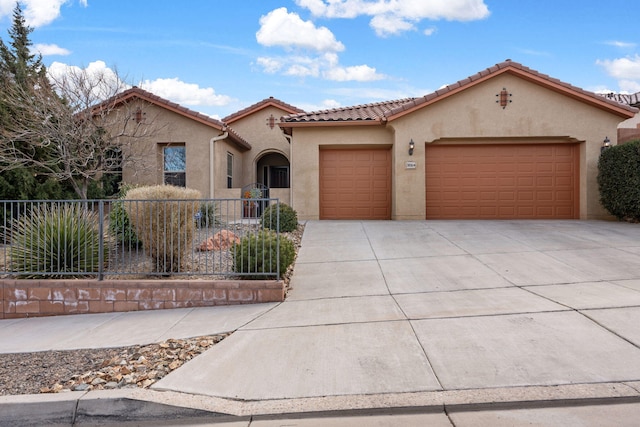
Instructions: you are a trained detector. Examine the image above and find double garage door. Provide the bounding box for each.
[426,143,579,219]
[318,144,578,220]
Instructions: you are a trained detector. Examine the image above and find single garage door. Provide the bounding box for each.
[426,144,579,219]
[320,148,391,220]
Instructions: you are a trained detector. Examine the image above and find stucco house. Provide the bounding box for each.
[280,60,637,220]
[106,88,302,210]
[112,60,637,221]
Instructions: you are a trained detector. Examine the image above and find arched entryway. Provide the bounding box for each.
[257,152,290,189]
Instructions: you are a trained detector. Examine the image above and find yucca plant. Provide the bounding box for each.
[233,230,295,279]
[124,185,201,274]
[8,203,107,278]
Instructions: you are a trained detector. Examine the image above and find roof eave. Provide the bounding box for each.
[278,119,385,129]
[386,65,637,121]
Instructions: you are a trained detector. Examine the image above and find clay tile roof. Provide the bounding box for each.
[386,60,638,120]
[223,96,304,123]
[281,60,636,127]
[281,98,416,124]
[94,87,251,150]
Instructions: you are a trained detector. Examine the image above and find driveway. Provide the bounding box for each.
[155,220,640,407]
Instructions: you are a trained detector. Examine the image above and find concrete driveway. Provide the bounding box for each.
[155,220,640,410]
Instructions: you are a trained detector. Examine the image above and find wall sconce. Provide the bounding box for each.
[601,136,611,154]
[409,139,415,156]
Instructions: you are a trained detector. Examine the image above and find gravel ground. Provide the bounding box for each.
[0,224,303,396]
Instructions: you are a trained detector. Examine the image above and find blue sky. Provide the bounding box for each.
[1,0,639,119]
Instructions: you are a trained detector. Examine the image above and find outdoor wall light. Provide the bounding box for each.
[409,139,415,156]
[601,136,611,154]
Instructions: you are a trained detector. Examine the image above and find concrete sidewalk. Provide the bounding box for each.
[3,220,640,425]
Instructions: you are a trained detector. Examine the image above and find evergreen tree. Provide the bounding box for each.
[0,3,72,200]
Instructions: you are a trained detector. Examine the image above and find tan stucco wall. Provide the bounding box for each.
[226,105,292,185]
[120,102,243,199]
[291,73,628,220]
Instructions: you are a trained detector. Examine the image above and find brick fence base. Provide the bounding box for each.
[0,279,284,319]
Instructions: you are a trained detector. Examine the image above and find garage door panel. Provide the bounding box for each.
[320,149,391,220]
[426,144,578,219]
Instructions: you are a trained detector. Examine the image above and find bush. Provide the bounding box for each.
[124,185,201,273]
[8,203,108,278]
[233,230,295,279]
[260,203,298,232]
[598,140,640,222]
[109,186,141,247]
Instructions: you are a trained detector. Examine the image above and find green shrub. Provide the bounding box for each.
[8,203,108,278]
[260,203,298,232]
[124,185,201,273]
[233,230,295,279]
[109,186,141,247]
[196,201,221,228]
[598,140,640,222]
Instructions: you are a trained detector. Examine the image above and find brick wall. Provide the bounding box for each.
[0,279,284,319]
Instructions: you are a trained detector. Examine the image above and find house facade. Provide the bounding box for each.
[108,89,302,209]
[281,60,637,220]
[113,60,637,221]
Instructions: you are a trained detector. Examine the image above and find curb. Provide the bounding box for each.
[2,382,640,425]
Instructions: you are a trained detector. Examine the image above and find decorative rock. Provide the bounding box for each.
[38,333,229,394]
[197,231,240,251]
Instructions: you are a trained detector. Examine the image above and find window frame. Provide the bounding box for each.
[226,152,234,188]
[163,145,186,187]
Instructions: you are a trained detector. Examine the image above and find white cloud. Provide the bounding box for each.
[370,13,414,37]
[255,7,386,82]
[140,77,232,107]
[256,7,344,53]
[257,51,385,82]
[604,41,637,49]
[46,61,128,106]
[619,80,640,93]
[256,57,283,74]
[298,98,343,112]
[597,55,640,80]
[597,55,640,94]
[323,64,384,81]
[423,27,436,36]
[0,0,86,28]
[33,43,71,56]
[295,0,489,36]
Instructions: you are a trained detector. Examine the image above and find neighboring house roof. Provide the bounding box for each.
[281,60,637,128]
[94,86,252,151]
[223,96,304,123]
[599,92,640,108]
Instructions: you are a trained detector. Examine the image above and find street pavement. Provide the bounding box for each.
[2,220,640,425]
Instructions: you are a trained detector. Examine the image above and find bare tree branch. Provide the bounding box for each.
[0,67,161,199]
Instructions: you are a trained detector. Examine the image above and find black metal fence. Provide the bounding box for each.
[0,198,282,280]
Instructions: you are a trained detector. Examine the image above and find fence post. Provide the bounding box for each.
[276,199,280,280]
[98,200,104,281]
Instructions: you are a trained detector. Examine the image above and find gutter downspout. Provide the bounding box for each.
[209,132,228,199]
[283,133,293,209]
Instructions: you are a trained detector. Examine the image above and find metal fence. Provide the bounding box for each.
[0,198,283,280]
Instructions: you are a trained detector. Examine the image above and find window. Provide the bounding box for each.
[227,152,233,188]
[164,145,186,187]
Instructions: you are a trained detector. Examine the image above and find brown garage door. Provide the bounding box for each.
[426,144,579,219]
[320,149,391,220]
